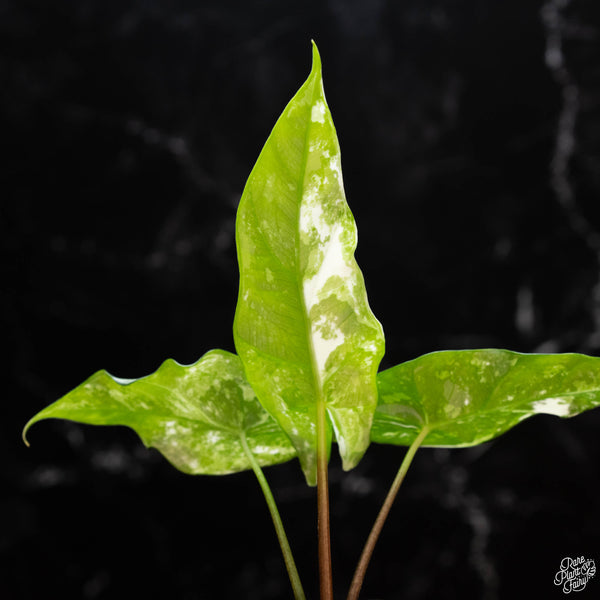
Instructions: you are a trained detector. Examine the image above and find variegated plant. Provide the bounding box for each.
[24,43,600,600]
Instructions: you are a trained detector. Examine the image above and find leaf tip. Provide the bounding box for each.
[22,420,33,447]
[310,39,322,75]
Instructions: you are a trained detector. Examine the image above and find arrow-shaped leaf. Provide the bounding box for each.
[372,349,600,447]
[233,42,385,485]
[23,349,297,474]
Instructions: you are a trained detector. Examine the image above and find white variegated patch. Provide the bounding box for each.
[327,154,344,187]
[310,315,345,375]
[532,396,572,417]
[110,375,137,385]
[311,100,326,123]
[302,221,354,311]
[299,155,357,377]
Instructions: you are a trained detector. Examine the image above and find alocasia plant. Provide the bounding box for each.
[23,42,600,600]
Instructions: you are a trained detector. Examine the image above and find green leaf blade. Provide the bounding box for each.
[372,349,600,448]
[23,349,297,475]
[233,42,385,484]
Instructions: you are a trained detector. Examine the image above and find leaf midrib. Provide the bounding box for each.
[295,73,326,419]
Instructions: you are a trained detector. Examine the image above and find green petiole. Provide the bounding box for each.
[347,425,431,600]
[240,433,306,600]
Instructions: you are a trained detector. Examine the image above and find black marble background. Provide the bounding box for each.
[3,1,600,599]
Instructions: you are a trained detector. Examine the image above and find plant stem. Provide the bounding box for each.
[317,400,334,600]
[241,434,306,600]
[347,425,430,600]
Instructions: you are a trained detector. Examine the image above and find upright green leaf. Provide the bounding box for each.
[23,349,297,475]
[372,349,600,447]
[233,42,385,484]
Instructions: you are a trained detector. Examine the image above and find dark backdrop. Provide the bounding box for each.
[3,1,600,599]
